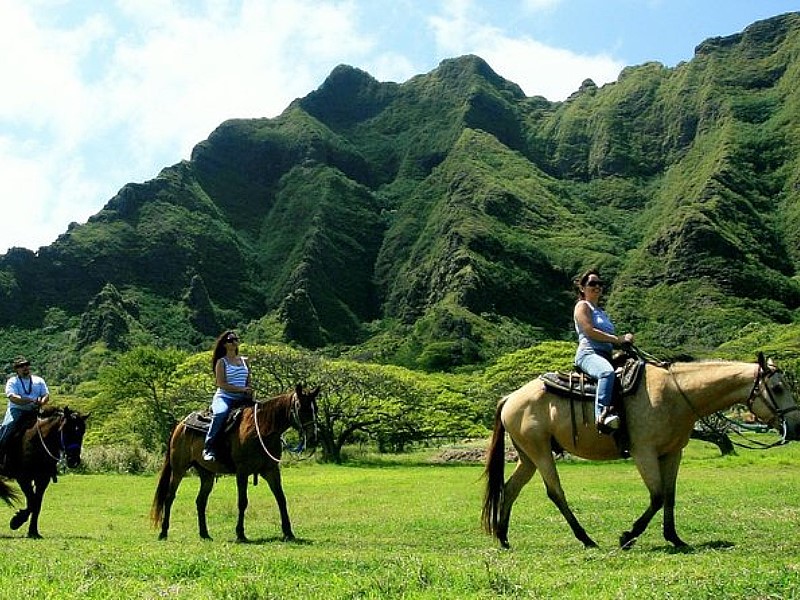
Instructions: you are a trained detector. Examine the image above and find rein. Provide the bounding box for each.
[252,392,316,463]
[35,413,69,464]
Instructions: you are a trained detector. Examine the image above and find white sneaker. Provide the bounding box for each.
[601,414,620,430]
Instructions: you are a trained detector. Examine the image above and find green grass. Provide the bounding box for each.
[0,441,799,599]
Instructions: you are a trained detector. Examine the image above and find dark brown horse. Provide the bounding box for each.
[482,353,800,550]
[151,384,320,542]
[0,406,88,538]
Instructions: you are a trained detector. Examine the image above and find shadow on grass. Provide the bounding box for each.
[236,536,314,546]
[656,540,736,554]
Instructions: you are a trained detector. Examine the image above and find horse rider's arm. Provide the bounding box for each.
[6,391,41,407]
[574,302,631,345]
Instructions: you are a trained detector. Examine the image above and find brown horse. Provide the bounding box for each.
[482,352,800,550]
[0,406,88,538]
[151,384,320,542]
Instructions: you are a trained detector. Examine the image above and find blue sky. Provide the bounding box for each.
[2,0,798,254]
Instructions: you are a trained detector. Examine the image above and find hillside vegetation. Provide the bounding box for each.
[1,13,800,380]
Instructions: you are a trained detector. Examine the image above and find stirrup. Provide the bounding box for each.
[201,449,216,461]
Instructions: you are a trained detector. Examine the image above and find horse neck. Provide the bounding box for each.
[255,394,292,435]
[669,361,756,416]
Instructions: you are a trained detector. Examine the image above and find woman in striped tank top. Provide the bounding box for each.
[202,330,253,462]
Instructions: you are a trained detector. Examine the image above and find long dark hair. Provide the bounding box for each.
[211,330,239,372]
[575,268,601,301]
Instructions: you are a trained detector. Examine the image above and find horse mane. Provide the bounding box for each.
[38,406,62,418]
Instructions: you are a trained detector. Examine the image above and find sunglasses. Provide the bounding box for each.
[226,337,240,343]
[585,281,604,288]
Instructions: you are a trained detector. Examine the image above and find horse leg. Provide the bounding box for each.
[495,453,537,549]
[621,450,667,549]
[26,476,51,539]
[659,451,688,548]
[235,472,250,542]
[263,467,295,541]
[156,462,187,541]
[536,452,598,548]
[10,479,33,532]
[195,469,215,540]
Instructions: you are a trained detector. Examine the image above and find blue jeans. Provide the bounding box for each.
[575,350,615,420]
[0,406,32,449]
[204,392,246,450]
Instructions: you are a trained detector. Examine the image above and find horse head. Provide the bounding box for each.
[748,353,800,442]
[60,407,89,468]
[291,383,320,448]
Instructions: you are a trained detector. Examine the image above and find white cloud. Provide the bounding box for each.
[430,0,623,100]
[0,0,627,254]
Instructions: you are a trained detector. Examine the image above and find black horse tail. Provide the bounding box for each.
[0,478,19,507]
[150,451,172,528]
[481,396,508,538]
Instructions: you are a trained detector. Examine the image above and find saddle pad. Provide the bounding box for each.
[182,407,246,434]
[540,358,645,400]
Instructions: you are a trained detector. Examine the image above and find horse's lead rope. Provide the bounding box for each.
[253,399,284,463]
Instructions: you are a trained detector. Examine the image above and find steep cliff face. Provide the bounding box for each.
[1,14,799,365]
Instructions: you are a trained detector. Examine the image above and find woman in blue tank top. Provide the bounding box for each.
[202,330,253,462]
[573,269,634,432]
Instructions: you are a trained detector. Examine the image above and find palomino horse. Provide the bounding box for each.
[0,406,88,538]
[482,352,800,550]
[151,384,320,542]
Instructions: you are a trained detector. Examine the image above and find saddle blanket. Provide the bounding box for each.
[539,358,645,400]
[182,406,248,434]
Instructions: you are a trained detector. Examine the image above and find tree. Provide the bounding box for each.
[97,345,187,451]
[315,360,427,462]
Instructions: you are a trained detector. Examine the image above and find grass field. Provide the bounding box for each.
[0,440,798,599]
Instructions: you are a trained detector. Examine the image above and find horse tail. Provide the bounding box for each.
[481,396,508,538]
[0,478,19,507]
[150,448,173,528]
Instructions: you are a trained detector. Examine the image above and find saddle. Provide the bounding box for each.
[539,357,645,401]
[182,405,249,434]
[540,357,646,459]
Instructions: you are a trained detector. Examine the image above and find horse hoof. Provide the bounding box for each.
[236,536,249,544]
[158,533,168,541]
[27,532,42,539]
[620,532,637,550]
[10,510,30,530]
[499,539,511,550]
[584,540,599,549]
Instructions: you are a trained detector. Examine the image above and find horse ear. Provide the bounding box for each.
[757,352,766,370]
[295,383,304,396]
[311,385,321,397]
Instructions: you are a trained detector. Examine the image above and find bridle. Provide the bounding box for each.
[36,411,82,465]
[741,363,800,446]
[672,360,799,449]
[253,392,318,463]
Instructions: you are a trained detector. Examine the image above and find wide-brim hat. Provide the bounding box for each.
[12,356,30,369]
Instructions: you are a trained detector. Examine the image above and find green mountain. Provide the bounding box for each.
[2,12,800,374]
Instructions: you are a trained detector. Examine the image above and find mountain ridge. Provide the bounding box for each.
[2,12,800,375]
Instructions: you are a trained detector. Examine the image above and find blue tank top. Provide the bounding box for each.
[216,357,249,401]
[574,300,615,356]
